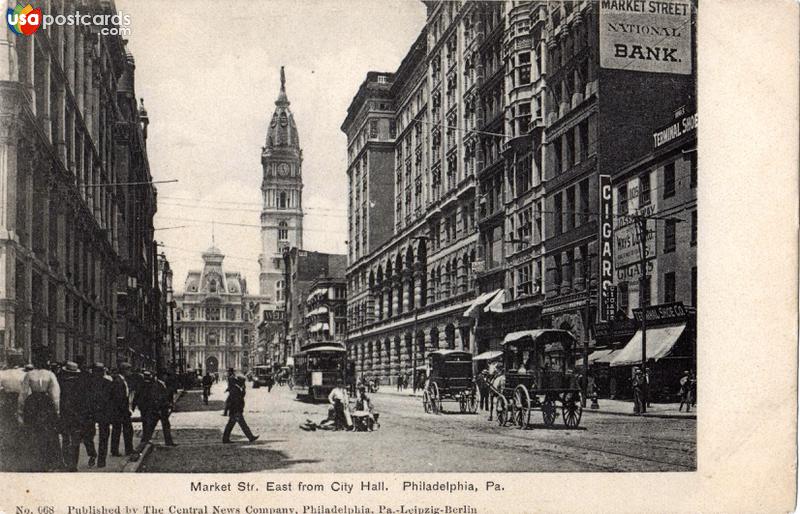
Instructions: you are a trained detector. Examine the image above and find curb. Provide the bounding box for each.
[582,408,696,420]
[121,442,153,473]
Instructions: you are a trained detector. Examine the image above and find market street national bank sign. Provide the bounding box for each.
[599,0,693,75]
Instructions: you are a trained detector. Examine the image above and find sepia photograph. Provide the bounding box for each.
[8,0,796,495]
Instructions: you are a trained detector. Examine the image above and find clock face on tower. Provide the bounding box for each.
[278,163,289,177]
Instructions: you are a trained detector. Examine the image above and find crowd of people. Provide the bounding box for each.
[0,355,178,472]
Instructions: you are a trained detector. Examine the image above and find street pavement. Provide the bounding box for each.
[138,381,696,473]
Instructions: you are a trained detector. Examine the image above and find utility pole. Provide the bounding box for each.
[636,215,649,414]
[582,254,591,408]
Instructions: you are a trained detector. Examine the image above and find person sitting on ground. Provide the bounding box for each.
[352,387,378,431]
[328,379,352,430]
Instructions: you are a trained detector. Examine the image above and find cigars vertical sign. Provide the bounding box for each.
[599,0,693,75]
[599,175,614,321]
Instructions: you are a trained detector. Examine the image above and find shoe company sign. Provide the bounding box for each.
[599,0,693,75]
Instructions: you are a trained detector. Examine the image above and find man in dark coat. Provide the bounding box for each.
[222,375,259,443]
[74,356,98,466]
[59,361,93,471]
[129,370,175,461]
[109,363,134,456]
[88,363,114,468]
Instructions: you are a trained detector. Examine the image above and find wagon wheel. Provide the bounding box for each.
[514,385,532,429]
[468,384,479,414]
[541,394,557,427]
[495,395,509,426]
[422,390,432,414]
[430,382,442,414]
[562,393,583,428]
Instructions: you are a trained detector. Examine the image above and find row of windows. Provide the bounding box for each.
[616,267,698,312]
[176,307,250,321]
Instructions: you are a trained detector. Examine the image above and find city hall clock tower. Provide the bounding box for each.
[259,66,304,303]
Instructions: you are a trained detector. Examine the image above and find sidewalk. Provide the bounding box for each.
[376,388,696,420]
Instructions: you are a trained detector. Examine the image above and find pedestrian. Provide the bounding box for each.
[0,356,26,466]
[129,370,176,462]
[88,363,114,468]
[632,367,644,415]
[222,368,235,417]
[476,369,489,412]
[352,386,378,431]
[488,366,505,422]
[328,379,352,431]
[75,356,98,466]
[689,372,697,408]
[110,363,134,456]
[265,372,274,392]
[222,375,259,443]
[645,367,652,407]
[17,357,62,471]
[201,372,214,405]
[59,361,93,472]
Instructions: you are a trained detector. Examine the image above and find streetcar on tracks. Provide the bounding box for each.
[422,350,479,414]
[292,341,347,402]
[494,329,583,429]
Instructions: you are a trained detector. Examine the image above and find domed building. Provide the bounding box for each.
[173,243,255,374]
[259,66,305,303]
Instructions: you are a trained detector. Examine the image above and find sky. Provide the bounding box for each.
[118,0,427,293]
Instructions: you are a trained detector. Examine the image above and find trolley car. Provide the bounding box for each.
[422,350,479,414]
[494,329,583,429]
[292,341,347,402]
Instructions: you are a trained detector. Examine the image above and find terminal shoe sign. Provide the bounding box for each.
[599,0,693,75]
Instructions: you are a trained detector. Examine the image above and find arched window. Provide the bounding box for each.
[208,278,217,293]
[276,280,285,302]
[189,308,196,320]
[279,191,288,209]
[208,329,218,345]
[278,220,288,240]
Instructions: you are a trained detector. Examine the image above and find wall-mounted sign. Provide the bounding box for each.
[599,0,693,75]
[653,111,697,148]
[633,302,687,323]
[598,175,614,322]
[263,310,286,322]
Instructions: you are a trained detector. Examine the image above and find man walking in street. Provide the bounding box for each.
[201,372,214,405]
[17,357,61,471]
[88,363,114,468]
[58,361,92,471]
[222,375,259,443]
[129,370,176,462]
[110,363,134,456]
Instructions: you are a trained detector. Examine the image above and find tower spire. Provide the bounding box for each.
[276,66,289,106]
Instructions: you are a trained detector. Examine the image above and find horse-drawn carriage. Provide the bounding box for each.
[422,350,479,414]
[494,329,583,429]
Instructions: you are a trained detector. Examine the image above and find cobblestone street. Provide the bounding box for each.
[139,383,695,473]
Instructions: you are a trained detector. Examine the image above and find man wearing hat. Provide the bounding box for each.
[88,363,114,468]
[632,367,645,415]
[129,370,175,461]
[110,363,134,456]
[59,361,93,471]
[222,374,259,443]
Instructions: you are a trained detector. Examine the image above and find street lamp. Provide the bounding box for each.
[410,235,429,394]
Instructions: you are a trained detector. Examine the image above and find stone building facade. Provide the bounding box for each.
[259,67,304,304]
[174,245,256,374]
[0,0,163,368]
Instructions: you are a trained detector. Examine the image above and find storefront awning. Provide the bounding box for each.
[473,350,503,361]
[502,329,576,346]
[609,323,687,367]
[463,289,502,317]
[305,306,329,318]
[588,349,615,363]
[483,289,506,313]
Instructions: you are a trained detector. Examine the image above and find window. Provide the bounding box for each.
[228,308,236,320]
[664,219,676,253]
[664,162,675,198]
[276,280,285,302]
[691,267,697,306]
[208,329,218,345]
[389,121,396,139]
[578,121,588,162]
[279,191,288,209]
[553,138,562,174]
[206,307,220,320]
[377,75,388,84]
[553,254,562,289]
[664,272,676,303]
[691,210,697,245]
[639,173,651,206]
[278,220,288,240]
[369,119,378,139]
[579,179,590,226]
[188,327,196,343]
[208,279,217,293]
[617,184,628,216]
[189,308,195,320]
[689,152,697,188]
[554,193,563,234]
[618,282,629,313]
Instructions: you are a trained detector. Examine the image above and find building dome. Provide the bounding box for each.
[264,66,300,150]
